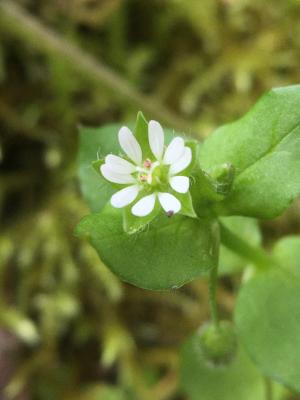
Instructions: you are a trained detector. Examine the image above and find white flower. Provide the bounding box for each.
[100,120,192,217]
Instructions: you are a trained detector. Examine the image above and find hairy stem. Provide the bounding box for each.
[209,262,220,329]
[219,222,275,269]
[208,223,220,329]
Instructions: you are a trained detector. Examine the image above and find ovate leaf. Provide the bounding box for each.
[200,85,300,218]
[235,238,300,392]
[75,205,218,290]
[180,332,265,400]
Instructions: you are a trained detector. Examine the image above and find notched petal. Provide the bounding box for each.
[100,164,136,184]
[163,137,185,165]
[118,126,142,165]
[158,192,181,214]
[170,176,190,193]
[169,147,192,175]
[111,185,140,208]
[105,154,137,174]
[148,120,164,160]
[131,193,156,217]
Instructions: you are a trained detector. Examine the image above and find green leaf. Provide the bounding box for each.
[235,241,300,392]
[75,205,218,290]
[180,332,265,400]
[219,216,261,275]
[200,85,300,218]
[78,124,121,213]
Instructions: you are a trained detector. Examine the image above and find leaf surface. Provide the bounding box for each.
[235,236,300,392]
[76,205,217,290]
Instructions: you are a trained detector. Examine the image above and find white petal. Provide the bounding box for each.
[170,176,189,193]
[111,185,139,208]
[118,126,142,165]
[163,137,185,165]
[100,164,136,184]
[131,193,156,217]
[169,147,192,175]
[148,120,164,160]
[158,192,181,214]
[105,154,136,174]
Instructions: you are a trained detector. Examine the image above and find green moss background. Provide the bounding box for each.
[0,0,300,399]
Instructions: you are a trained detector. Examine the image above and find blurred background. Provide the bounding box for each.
[1,0,300,399]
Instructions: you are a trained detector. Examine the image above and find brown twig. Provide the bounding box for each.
[0,0,195,134]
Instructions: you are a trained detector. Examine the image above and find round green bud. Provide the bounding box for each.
[198,321,238,367]
[210,163,235,196]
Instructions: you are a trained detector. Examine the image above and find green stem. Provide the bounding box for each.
[208,223,220,330]
[265,377,273,400]
[219,222,275,270]
[209,262,219,330]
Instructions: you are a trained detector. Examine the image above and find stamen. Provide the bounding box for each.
[143,159,152,169]
[139,174,148,183]
[166,210,174,218]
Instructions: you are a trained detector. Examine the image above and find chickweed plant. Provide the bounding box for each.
[76,85,300,400]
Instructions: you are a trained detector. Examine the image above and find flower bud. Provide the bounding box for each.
[210,163,235,196]
[198,321,238,367]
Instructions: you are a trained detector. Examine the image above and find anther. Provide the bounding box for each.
[143,159,152,169]
[139,174,148,182]
[166,210,174,218]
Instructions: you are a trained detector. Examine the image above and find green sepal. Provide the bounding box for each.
[180,140,198,176]
[92,158,104,175]
[190,165,225,218]
[134,111,179,159]
[198,321,238,367]
[134,111,153,160]
[209,163,235,196]
[175,191,197,218]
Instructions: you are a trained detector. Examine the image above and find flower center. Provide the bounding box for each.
[143,159,152,169]
[137,160,169,188]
